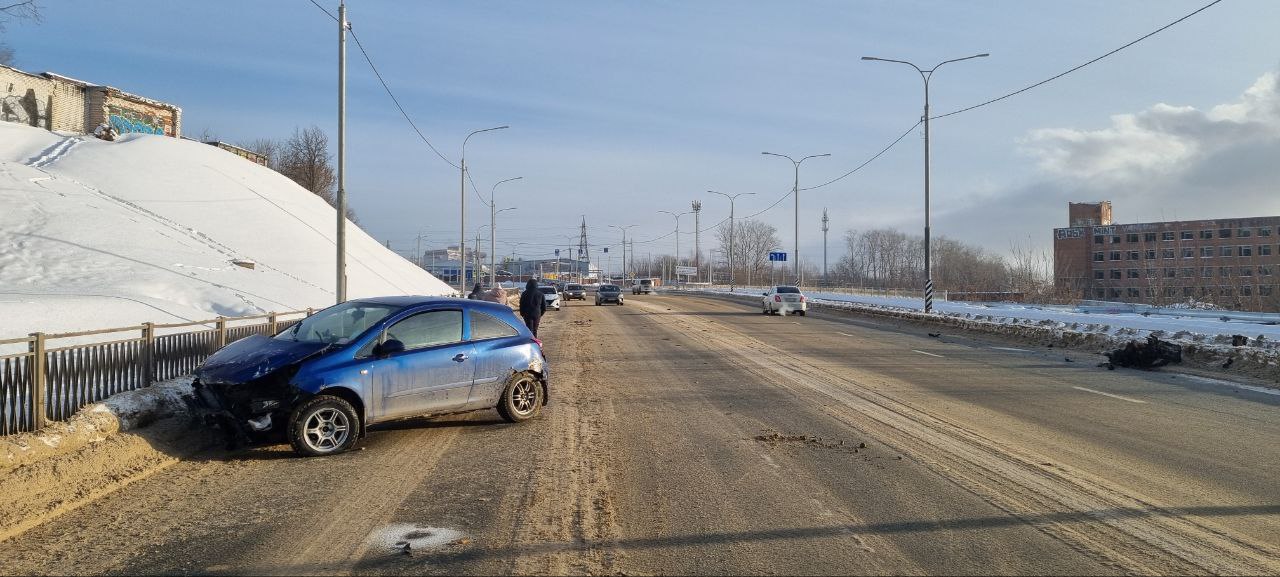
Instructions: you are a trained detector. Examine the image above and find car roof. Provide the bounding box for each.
[349,295,511,314]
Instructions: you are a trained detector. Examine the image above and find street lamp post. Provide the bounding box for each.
[460,125,508,295]
[762,151,829,286]
[658,210,692,286]
[862,52,988,312]
[610,224,638,279]
[708,190,756,293]
[489,176,522,286]
[482,207,516,286]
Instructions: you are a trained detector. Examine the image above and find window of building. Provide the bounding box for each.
[1144,232,1157,243]
[1261,285,1274,297]
[1240,266,1254,277]
[1109,288,1122,299]
[1200,230,1214,240]
[1163,287,1177,297]
[1220,246,1234,257]
[1260,227,1272,237]
[1094,235,1104,244]
[1203,267,1214,278]
[1239,228,1252,238]
[1181,248,1194,258]
[1241,285,1253,297]
[1260,245,1273,256]
[1094,270,1105,280]
[1127,288,1141,298]
[1144,250,1157,260]
[1181,230,1195,240]
[1240,246,1253,257]
[1110,251,1122,261]
[1180,267,1195,277]
[1146,269,1158,278]
[1124,269,1137,279]
[1110,269,1122,279]
[1220,228,1232,238]
[1201,286,1213,297]
[1128,250,1141,260]
[1183,286,1195,297]
[1222,286,1235,297]
[1164,268,1176,278]
[1261,266,1273,276]
[1093,252,1105,262]
[1094,288,1106,299]
[1220,266,1233,277]
[1161,231,1175,241]
[1200,247,1214,258]
[1161,249,1175,259]
[1110,235,1122,244]
[1126,233,1139,243]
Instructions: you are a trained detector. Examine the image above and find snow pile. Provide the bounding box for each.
[0,123,454,340]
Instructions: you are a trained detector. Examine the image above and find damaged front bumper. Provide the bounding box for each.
[192,377,300,448]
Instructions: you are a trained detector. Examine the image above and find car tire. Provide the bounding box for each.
[288,395,360,457]
[497,371,543,423]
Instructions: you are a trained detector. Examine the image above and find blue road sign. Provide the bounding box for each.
[769,251,787,262]
[555,249,561,256]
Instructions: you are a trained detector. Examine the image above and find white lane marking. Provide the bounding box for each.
[838,332,854,337]
[1178,375,1280,397]
[1072,386,1147,404]
[991,346,1029,352]
[911,350,944,358]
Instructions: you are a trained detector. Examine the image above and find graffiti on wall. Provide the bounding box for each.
[1,89,46,127]
[108,104,167,135]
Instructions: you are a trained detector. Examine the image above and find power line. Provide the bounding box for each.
[306,0,460,169]
[800,120,921,191]
[933,0,1223,119]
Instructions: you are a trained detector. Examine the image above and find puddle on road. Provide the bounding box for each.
[365,523,467,555]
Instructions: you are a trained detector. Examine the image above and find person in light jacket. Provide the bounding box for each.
[518,278,546,337]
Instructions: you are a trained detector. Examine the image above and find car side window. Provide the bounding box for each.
[386,310,463,351]
[470,310,519,341]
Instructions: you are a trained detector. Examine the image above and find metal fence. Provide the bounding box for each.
[0,310,311,435]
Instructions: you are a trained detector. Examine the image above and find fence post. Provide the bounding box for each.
[142,322,155,386]
[29,333,47,430]
[216,317,227,348]
[268,312,278,335]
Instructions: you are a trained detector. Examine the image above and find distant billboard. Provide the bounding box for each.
[675,266,697,276]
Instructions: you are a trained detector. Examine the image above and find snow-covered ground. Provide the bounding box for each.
[698,287,1280,346]
[1,122,453,342]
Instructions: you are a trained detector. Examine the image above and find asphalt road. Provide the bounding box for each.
[2,293,1278,575]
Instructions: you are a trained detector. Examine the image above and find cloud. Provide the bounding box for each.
[1020,71,1280,185]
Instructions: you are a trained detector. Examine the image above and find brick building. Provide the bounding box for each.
[1054,201,1280,310]
[2,65,181,137]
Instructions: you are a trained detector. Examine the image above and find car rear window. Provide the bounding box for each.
[470,310,519,340]
[539,287,558,294]
[776,286,800,293]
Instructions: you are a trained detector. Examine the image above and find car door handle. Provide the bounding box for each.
[452,353,468,362]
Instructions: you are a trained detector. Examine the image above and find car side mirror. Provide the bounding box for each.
[375,338,406,358]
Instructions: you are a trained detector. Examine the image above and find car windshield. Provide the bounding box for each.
[775,286,801,294]
[567,284,582,290]
[275,302,399,345]
[601,285,620,292]
[539,287,558,295]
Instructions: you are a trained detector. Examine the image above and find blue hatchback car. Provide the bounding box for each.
[193,296,549,456]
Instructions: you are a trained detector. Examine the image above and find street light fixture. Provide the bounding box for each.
[609,224,638,278]
[862,52,988,312]
[658,209,692,285]
[708,190,756,293]
[460,125,508,294]
[762,151,829,286]
[488,176,522,285]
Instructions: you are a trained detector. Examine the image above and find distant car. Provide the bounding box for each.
[596,284,624,305]
[563,283,586,300]
[192,297,549,457]
[762,285,807,316]
[538,285,562,311]
[632,278,654,295]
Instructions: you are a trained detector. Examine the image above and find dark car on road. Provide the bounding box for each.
[595,284,624,305]
[563,283,586,300]
[193,296,549,457]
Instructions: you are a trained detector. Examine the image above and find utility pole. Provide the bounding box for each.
[335,0,348,303]
[692,200,702,282]
[822,208,829,285]
[415,232,423,268]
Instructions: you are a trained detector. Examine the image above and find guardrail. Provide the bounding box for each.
[0,310,312,436]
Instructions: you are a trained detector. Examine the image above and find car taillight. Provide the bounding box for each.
[532,336,542,347]
[774,295,782,302]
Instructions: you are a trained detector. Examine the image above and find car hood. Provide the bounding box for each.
[196,334,329,385]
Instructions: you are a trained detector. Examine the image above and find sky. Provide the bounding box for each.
[5,0,1280,275]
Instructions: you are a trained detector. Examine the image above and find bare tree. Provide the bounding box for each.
[271,126,358,223]
[0,1,41,66]
[714,219,780,287]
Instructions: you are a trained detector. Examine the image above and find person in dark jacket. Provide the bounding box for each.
[518,278,546,337]
[467,283,483,300]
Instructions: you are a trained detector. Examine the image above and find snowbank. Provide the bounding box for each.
[0,122,454,340]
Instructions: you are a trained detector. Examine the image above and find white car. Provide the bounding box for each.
[538,285,562,311]
[762,285,807,316]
